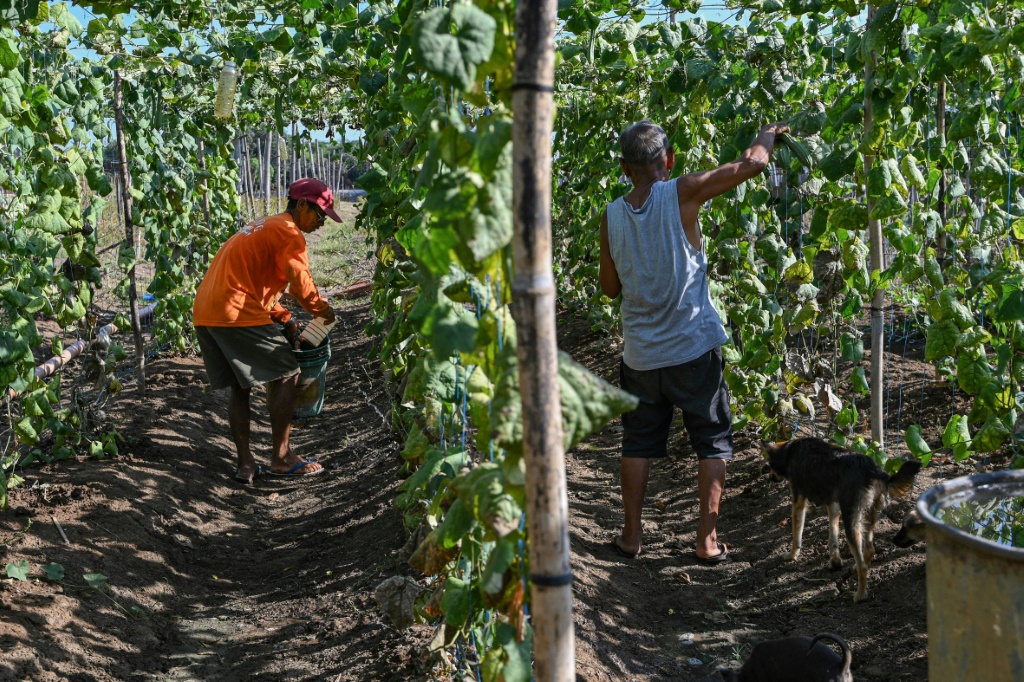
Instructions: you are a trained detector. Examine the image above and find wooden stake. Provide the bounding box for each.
[264,130,272,215]
[291,121,298,185]
[238,135,248,218]
[52,516,69,544]
[196,138,212,258]
[256,135,265,212]
[511,2,574,680]
[936,80,948,263]
[340,121,347,189]
[112,70,147,396]
[277,134,283,212]
[233,136,242,198]
[242,135,257,218]
[307,138,317,181]
[864,6,884,445]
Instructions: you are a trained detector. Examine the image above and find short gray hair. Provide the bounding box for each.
[619,120,670,167]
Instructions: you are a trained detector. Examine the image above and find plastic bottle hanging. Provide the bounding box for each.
[214,61,239,120]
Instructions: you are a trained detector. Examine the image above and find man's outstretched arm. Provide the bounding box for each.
[677,123,790,210]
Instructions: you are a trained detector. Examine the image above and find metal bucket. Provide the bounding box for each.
[292,339,331,419]
[918,470,1024,681]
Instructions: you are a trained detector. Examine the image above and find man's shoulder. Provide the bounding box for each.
[265,214,305,243]
[265,213,299,231]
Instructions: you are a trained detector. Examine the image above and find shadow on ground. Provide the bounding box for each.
[0,301,434,682]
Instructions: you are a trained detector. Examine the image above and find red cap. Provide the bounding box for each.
[288,178,342,223]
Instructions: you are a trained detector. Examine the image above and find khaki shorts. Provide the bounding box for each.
[196,325,299,390]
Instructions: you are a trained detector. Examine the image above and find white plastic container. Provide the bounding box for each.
[299,317,336,348]
[214,61,239,120]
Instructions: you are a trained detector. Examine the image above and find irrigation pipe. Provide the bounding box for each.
[8,303,157,398]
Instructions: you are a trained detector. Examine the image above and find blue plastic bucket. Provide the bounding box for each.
[292,339,330,419]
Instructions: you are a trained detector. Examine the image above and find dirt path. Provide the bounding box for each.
[556,311,993,682]
[2,293,995,681]
[1,302,435,682]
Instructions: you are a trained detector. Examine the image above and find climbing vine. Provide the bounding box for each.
[2,0,1024,679]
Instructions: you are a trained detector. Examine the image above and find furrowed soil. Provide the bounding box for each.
[1,233,1001,680]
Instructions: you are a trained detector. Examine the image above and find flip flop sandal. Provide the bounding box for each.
[694,541,730,566]
[234,465,263,484]
[268,460,325,477]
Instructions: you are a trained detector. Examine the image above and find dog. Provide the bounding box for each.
[761,438,922,602]
[892,509,926,547]
[719,632,853,682]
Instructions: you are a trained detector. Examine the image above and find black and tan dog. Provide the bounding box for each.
[719,632,853,682]
[761,438,922,602]
[892,510,926,547]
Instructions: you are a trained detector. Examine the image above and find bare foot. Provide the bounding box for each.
[612,534,641,558]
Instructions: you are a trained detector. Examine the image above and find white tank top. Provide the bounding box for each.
[606,180,728,371]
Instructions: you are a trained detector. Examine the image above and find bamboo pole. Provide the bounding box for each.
[936,80,948,262]
[340,122,346,189]
[233,136,243,199]
[933,82,949,382]
[238,135,248,217]
[112,70,147,396]
[256,135,265,212]
[242,135,257,218]
[291,122,298,184]
[277,134,283,211]
[864,6,884,445]
[511,2,574,680]
[264,130,272,215]
[197,138,213,266]
[197,139,212,235]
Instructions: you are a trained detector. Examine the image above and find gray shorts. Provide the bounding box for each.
[620,347,734,460]
[195,325,299,390]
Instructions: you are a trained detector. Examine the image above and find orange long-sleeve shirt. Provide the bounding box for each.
[193,213,330,327]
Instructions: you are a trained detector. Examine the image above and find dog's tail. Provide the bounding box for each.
[886,459,923,498]
[810,632,852,674]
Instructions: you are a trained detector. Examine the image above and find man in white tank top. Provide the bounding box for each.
[600,120,790,562]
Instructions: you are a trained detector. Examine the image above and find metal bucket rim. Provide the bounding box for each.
[916,469,1024,561]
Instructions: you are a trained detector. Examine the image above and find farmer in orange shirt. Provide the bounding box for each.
[194,178,339,483]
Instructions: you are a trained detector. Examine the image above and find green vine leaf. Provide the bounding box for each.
[83,572,108,588]
[43,563,65,581]
[51,3,85,38]
[492,352,639,457]
[905,425,931,462]
[5,560,29,581]
[0,33,20,72]
[412,5,496,92]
